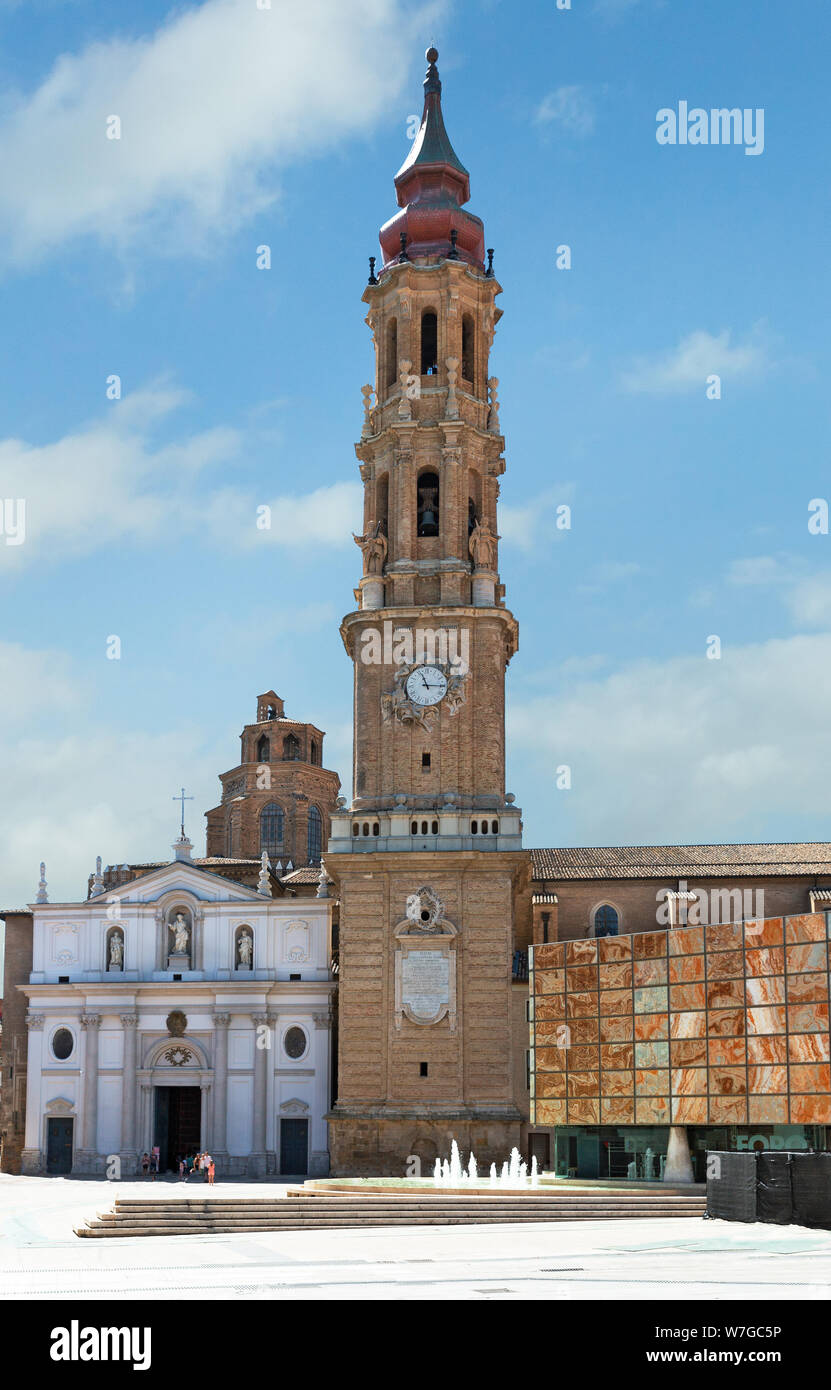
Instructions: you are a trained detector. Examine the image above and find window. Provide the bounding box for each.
[422,752,431,769]
[386,318,398,388]
[417,471,440,537]
[461,313,474,380]
[256,735,270,762]
[420,1062,428,1077]
[593,905,619,938]
[52,1028,74,1061]
[376,473,389,536]
[468,498,477,537]
[307,804,322,864]
[310,739,318,766]
[420,310,438,375]
[283,733,301,761]
[284,1026,307,1059]
[260,802,284,855]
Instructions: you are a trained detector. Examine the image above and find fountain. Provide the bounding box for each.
[432,1140,545,1189]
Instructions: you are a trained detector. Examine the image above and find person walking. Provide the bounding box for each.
[202,1151,212,1183]
[151,1146,160,1181]
[178,1155,186,1181]
[141,1152,150,1179]
[207,1156,216,1186]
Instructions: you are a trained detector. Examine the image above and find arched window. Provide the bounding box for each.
[417,471,440,537]
[307,805,322,864]
[593,905,619,938]
[461,313,474,381]
[310,739,318,766]
[386,318,398,388]
[260,803,284,855]
[256,735,270,762]
[283,733,300,761]
[468,498,477,537]
[420,310,438,375]
[376,473,389,535]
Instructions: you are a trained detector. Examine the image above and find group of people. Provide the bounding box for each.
[140,1147,161,1179]
[178,1151,215,1184]
[138,1148,216,1182]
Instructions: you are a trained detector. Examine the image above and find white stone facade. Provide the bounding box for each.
[19,854,335,1177]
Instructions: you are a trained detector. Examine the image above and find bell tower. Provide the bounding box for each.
[326,49,529,1175]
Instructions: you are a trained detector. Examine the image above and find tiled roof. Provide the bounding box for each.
[123,858,260,869]
[531,843,831,882]
[281,868,330,885]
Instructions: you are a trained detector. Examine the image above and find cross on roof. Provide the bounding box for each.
[172,787,194,839]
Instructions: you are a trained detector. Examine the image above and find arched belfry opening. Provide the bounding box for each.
[256,734,270,763]
[386,318,398,388]
[462,313,475,382]
[420,310,438,376]
[417,471,440,537]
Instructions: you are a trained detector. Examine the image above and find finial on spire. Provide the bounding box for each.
[36,862,48,904]
[367,255,377,285]
[91,856,105,898]
[486,248,494,277]
[258,851,273,898]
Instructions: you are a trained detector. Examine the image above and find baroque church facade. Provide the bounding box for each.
[0,694,341,1177]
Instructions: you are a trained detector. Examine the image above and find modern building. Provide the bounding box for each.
[528,909,831,1181]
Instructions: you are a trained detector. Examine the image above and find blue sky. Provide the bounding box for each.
[1,0,830,937]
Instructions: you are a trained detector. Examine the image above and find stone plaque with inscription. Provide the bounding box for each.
[400,949,451,1024]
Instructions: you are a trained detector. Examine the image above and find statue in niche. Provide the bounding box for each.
[168,911,190,958]
[469,517,498,571]
[237,929,253,969]
[108,930,124,970]
[353,519,387,576]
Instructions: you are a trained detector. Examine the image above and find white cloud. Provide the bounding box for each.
[0,638,227,906]
[619,325,772,394]
[534,86,595,137]
[509,631,831,844]
[0,0,429,265]
[499,485,575,552]
[785,574,831,628]
[724,555,831,630]
[0,384,363,567]
[576,560,641,595]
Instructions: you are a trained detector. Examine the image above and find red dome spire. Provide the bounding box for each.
[379,48,485,272]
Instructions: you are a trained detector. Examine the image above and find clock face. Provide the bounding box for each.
[406,665,448,707]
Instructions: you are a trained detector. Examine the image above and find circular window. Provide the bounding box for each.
[284,1026,307,1059]
[52,1028,74,1061]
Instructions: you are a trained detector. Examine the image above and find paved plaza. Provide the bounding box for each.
[1,1174,830,1301]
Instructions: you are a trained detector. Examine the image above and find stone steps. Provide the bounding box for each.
[76,1192,706,1237]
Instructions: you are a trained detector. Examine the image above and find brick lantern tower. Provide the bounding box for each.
[325,49,530,1175]
[205,691,340,869]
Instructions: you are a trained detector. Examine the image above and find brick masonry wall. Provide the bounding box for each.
[0,912,33,1172]
[529,874,824,943]
[327,850,528,1173]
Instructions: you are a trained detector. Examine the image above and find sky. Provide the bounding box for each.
[1,0,830,946]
